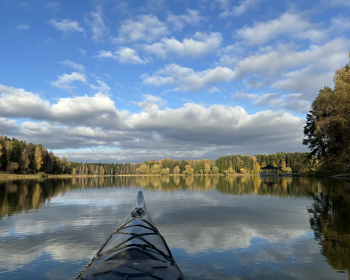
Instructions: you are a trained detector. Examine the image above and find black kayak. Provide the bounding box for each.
[76,191,185,280]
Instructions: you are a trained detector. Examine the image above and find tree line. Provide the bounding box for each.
[1,135,311,175]
[0,135,69,174]
[0,135,143,175]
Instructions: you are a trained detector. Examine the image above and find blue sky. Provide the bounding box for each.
[0,0,349,163]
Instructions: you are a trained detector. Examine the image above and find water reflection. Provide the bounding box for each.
[308,179,350,277]
[0,176,350,279]
[0,175,331,219]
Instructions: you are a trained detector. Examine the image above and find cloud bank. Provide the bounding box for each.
[0,84,306,162]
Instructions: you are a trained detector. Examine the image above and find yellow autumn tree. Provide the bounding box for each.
[34,145,43,172]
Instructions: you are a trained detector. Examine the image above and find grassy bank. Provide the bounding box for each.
[0,173,48,180]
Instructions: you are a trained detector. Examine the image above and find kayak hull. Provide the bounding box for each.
[77,191,185,280]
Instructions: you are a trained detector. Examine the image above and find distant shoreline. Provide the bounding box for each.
[0,173,234,180]
[1,173,349,180]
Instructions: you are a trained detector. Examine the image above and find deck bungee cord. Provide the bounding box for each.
[76,191,185,280]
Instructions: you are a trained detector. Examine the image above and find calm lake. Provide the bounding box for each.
[0,175,349,279]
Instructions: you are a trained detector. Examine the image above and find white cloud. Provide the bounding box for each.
[234,91,259,99]
[272,68,333,96]
[329,16,350,34]
[19,121,123,149]
[234,91,311,114]
[0,84,121,128]
[220,0,259,17]
[136,94,167,112]
[221,38,350,97]
[59,60,85,72]
[85,5,109,42]
[51,72,87,92]
[51,103,305,162]
[115,14,167,43]
[0,83,307,161]
[94,50,115,59]
[93,48,147,64]
[254,93,283,107]
[116,47,147,64]
[167,9,204,31]
[282,99,311,113]
[142,64,235,92]
[124,104,305,158]
[0,84,50,119]
[236,12,324,45]
[255,93,311,114]
[90,79,111,95]
[49,19,84,35]
[0,117,19,135]
[143,32,222,58]
[50,93,121,127]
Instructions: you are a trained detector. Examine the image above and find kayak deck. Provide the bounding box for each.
[76,191,185,280]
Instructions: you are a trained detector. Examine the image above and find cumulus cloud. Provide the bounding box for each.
[142,64,235,92]
[115,14,167,43]
[93,48,147,64]
[236,12,324,45]
[143,32,222,58]
[94,50,115,59]
[0,84,123,129]
[20,122,122,149]
[116,47,147,64]
[0,83,306,162]
[50,93,121,126]
[0,117,19,135]
[49,19,84,35]
[0,84,50,119]
[272,69,333,97]
[221,38,350,97]
[128,104,303,145]
[51,72,87,92]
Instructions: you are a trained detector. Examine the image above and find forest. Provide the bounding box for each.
[0,135,309,175]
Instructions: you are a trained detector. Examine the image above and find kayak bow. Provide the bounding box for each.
[76,191,185,280]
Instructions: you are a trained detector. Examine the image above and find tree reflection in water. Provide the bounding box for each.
[308,179,350,278]
[1,175,350,278]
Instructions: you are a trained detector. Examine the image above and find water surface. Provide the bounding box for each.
[0,176,349,279]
